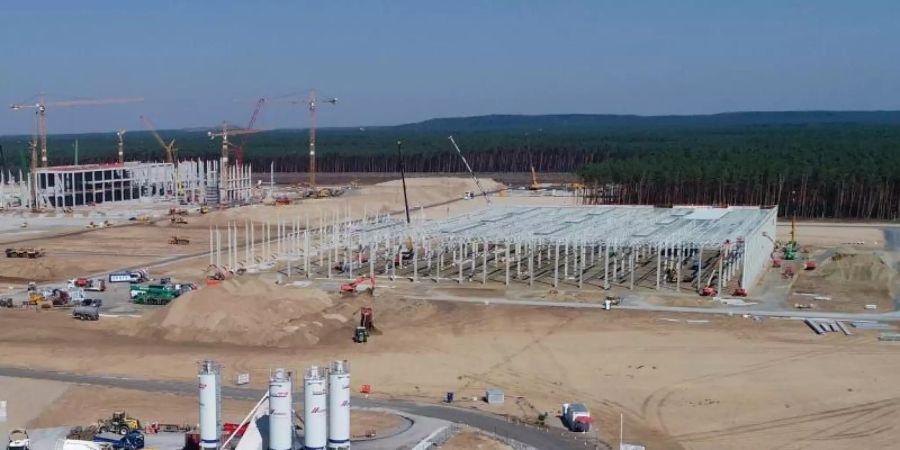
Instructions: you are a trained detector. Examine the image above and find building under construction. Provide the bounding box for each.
[214,204,777,295]
[0,160,253,209]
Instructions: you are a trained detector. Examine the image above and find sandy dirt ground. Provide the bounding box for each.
[0,302,898,450]
[776,222,892,249]
[789,250,898,312]
[441,431,513,450]
[0,376,69,439]
[1,176,899,450]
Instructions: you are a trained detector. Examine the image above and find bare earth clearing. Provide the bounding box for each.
[0,176,898,450]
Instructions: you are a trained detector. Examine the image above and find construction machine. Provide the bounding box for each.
[97,411,141,436]
[353,306,375,343]
[700,287,717,297]
[5,248,44,258]
[170,216,188,225]
[168,236,190,245]
[783,216,799,260]
[340,276,376,295]
[529,166,540,190]
[199,206,210,214]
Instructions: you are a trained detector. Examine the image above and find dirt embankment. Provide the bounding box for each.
[791,251,897,312]
[127,278,353,347]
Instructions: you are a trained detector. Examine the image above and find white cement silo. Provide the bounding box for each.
[304,366,328,450]
[327,361,351,449]
[268,368,293,450]
[198,360,221,450]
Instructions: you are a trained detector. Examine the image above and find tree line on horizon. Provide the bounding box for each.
[0,113,898,220]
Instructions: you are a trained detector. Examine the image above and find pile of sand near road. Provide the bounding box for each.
[819,252,895,282]
[131,277,347,347]
[0,256,87,283]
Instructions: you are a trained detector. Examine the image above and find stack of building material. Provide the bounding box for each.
[805,319,853,335]
[878,332,900,342]
[851,321,894,330]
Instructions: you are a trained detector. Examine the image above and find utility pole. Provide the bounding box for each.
[397,140,410,224]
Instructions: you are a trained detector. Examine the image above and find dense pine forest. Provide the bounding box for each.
[1,112,898,219]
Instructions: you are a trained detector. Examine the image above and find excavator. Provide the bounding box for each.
[340,276,375,295]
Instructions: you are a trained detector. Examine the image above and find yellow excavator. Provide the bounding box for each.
[141,115,184,197]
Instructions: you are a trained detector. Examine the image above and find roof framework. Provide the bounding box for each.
[357,205,776,249]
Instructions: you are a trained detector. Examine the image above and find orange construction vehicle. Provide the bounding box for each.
[340,276,375,295]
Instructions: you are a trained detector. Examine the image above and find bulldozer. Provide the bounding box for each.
[168,236,190,245]
[170,216,188,225]
[353,306,376,343]
[97,411,141,435]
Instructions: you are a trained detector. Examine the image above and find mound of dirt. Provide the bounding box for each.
[131,278,348,347]
[0,257,88,283]
[818,253,894,282]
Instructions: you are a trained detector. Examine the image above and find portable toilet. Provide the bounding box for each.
[486,388,504,405]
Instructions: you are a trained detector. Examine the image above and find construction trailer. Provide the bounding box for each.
[221,204,777,296]
[14,159,253,209]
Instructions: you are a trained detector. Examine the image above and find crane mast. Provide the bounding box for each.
[235,97,266,166]
[10,96,142,167]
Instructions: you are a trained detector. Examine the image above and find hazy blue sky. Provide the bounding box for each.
[1,1,898,135]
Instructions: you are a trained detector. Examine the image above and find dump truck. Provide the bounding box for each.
[562,403,593,432]
[73,299,102,321]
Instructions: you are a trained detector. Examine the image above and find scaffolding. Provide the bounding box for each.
[214,204,777,295]
[18,160,253,209]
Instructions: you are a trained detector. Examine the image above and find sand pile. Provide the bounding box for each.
[0,257,86,283]
[819,253,894,282]
[133,277,347,347]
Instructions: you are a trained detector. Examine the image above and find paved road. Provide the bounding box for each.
[0,367,595,450]
[399,294,900,323]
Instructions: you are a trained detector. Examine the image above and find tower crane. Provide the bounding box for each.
[286,90,336,189]
[208,124,262,205]
[116,129,126,163]
[9,96,143,167]
[234,97,266,166]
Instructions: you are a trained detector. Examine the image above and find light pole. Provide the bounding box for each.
[397,140,410,224]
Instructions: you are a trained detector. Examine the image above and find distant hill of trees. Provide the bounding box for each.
[1,111,898,219]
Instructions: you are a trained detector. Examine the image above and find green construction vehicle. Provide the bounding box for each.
[783,216,799,260]
[130,284,179,305]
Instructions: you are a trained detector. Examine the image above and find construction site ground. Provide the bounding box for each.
[1,175,899,450]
